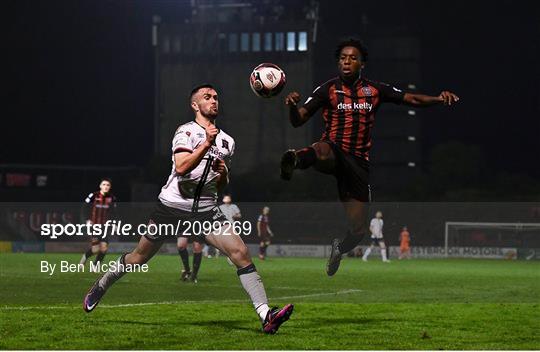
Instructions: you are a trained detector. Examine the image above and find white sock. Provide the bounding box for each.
[237,263,269,322]
[362,247,372,260]
[381,248,388,261]
[97,254,127,290]
[256,303,270,321]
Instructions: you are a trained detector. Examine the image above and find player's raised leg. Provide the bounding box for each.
[204,227,293,334]
[280,141,336,180]
[83,235,162,312]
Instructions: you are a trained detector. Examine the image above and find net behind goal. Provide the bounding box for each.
[444,222,540,259]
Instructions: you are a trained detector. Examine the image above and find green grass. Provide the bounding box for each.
[1,253,539,350]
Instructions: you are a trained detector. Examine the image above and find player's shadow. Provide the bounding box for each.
[184,319,255,332]
[101,319,167,326]
[303,316,396,327]
[101,319,253,331]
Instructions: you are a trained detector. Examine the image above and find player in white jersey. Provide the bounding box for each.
[362,211,390,262]
[83,84,293,334]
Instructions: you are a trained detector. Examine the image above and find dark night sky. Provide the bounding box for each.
[5,1,540,178]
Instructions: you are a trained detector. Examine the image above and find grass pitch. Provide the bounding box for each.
[1,253,539,350]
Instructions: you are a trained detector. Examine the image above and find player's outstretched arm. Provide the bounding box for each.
[285,92,312,128]
[403,91,459,107]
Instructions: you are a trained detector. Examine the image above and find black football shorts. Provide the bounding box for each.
[327,142,371,202]
[145,202,227,243]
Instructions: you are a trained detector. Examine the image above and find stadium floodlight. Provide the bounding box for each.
[444,222,540,258]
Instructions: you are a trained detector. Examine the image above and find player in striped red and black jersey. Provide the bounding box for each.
[282,38,459,276]
[79,178,117,267]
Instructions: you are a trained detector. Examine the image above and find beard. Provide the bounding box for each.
[201,107,218,119]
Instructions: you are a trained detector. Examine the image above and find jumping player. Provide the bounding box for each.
[257,206,274,260]
[79,178,117,268]
[282,38,459,276]
[82,84,293,334]
[399,226,411,260]
[362,211,388,262]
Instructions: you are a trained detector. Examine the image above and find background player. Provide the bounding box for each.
[257,206,274,260]
[399,226,411,260]
[82,84,293,334]
[219,194,242,223]
[215,194,242,258]
[177,236,203,283]
[282,38,459,276]
[79,178,117,268]
[362,211,388,262]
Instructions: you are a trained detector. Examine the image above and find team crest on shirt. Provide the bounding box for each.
[222,139,229,150]
[185,131,191,137]
[361,87,373,96]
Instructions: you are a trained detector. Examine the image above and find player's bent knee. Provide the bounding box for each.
[229,245,250,262]
[192,242,203,253]
[312,142,333,161]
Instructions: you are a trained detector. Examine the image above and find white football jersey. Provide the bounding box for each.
[370,218,384,239]
[158,121,235,212]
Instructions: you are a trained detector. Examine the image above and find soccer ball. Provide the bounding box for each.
[249,63,286,98]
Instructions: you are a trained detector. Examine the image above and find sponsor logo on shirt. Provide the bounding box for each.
[337,102,373,112]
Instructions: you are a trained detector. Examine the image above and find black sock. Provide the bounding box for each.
[263,244,268,256]
[85,248,94,259]
[192,252,202,277]
[339,231,364,254]
[296,147,317,169]
[259,245,264,256]
[94,252,105,265]
[178,248,190,271]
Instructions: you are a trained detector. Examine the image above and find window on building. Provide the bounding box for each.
[298,31,308,51]
[264,32,272,51]
[252,33,261,52]
[275,32,284,51]
[287,32,296,51]
[228,33,238,52]
[241,32,249,52]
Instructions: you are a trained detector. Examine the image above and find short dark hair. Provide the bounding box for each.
[189,83,215,100]
[335,38,368,62]
[100,177,112,185]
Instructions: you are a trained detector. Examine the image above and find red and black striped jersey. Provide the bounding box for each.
[303,76,405,160]
[257,214,270,234]
[84,191,117,224]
